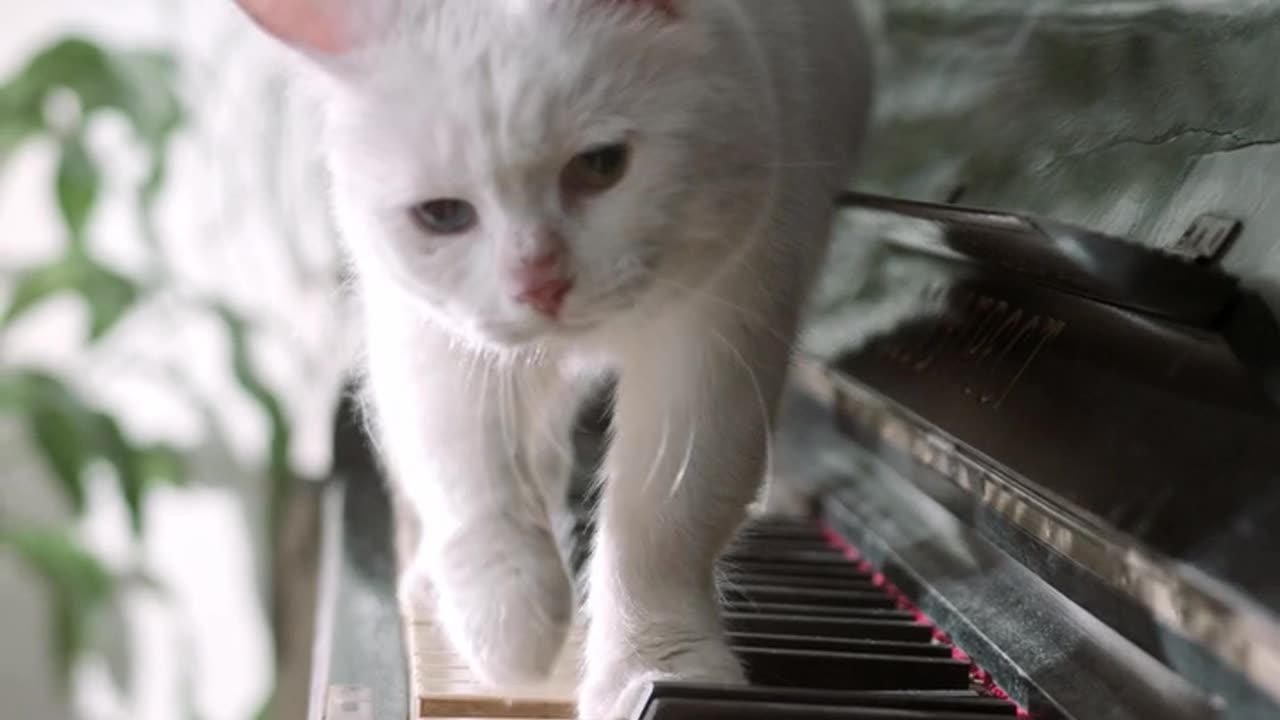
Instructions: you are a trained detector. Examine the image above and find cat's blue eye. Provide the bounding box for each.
[411,199,478,235]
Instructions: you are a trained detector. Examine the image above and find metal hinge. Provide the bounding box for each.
[324,685,373,720]
[1167,214,1242,263]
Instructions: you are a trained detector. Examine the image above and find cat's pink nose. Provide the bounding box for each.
[516,278,573,318]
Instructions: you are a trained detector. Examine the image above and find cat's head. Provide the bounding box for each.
[237,0,774,351]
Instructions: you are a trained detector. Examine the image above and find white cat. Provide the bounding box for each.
[232,1,872,716]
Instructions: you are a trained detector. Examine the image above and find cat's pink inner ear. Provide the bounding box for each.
[234,0,356,54]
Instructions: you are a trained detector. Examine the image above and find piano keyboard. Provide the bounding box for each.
[409,517,1022,719]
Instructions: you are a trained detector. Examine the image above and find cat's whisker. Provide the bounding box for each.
[516,375,552,524]
[710,327,776,507]
[462,346,482,390]
[494,366,528,514]
[510,371,551,523]
[667,423,698,502]
[651,277,792,347]
[642,412,673,493]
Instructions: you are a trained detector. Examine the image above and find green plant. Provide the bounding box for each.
[0,35,305,715]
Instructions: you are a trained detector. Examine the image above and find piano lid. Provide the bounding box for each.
[828,192,1279,558]
[832,191,1241,329]
[793,189,1280,717]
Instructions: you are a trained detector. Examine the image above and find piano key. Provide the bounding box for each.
[731,533,834,548]
[727,632,954,658]
[723,548,852,565]
[737,647,972,691]
[727,546,854,561]
[409,514,1020,719]
[724,613,935,642]
[741,518,824,531]
[736,528,831,544]
[724,602,913,621]
[724,573,880,592]
[636,682,1018,716]
[738,519,829,533]
[720,559,871,579]
[638,697,1010,720]
[723,584,898,609]
[410,602,583,719]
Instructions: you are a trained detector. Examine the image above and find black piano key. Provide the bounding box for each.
[723,548,852,565]
[725,573,880,592]
[737,647,972,691]
[626,519,1023,719]
[728,546,849,561]
[721,560,871,579]
[640,698,1010,720]
[731,533,833,547]
[729,542,840,557]
[728,632,953,658]
[635,682,1018,717]
[724,584,898,609]
[724,602,913,621]
[734,535,830,548]
[724,613,934,643]
[737,526,830,542]
[741,518,823,531]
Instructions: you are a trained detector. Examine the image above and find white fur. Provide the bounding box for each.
[236,0,872,716]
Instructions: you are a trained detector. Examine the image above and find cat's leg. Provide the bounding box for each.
[369,322,582,684]
[518,365,592,576]
[578,306,795,718]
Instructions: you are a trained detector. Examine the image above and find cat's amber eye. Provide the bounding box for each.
[562,143,630,195]
[411,199,477,235]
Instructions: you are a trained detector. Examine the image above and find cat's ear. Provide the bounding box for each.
[233,0,392,54]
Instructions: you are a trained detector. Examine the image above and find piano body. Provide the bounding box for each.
[306,3,1280,719]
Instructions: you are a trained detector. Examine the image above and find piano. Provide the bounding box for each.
[303,3,1280,720]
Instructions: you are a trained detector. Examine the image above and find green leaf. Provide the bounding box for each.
[0,371,97,513]
[0,38,182,145]
[56,135,98,246]
[0,370,183,529]
[1,259,80,330]
[28,405,93,513]
[91,411,147,533]
[0,36,184,233]
[252,690,275,720]
[138,445,185,487]
[213,306,296,531]
[0,257,140,341]
[0,526,115,682]
[1,39,115,117]
[0,375,21,406]
[135,155,169,258]
[103,50,183,151]
[81,262,140,341]
[85,414,185,534]
[0,102,42,161]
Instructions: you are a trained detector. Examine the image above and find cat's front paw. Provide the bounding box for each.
[430,516,575,685]
[578,625,744,719]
